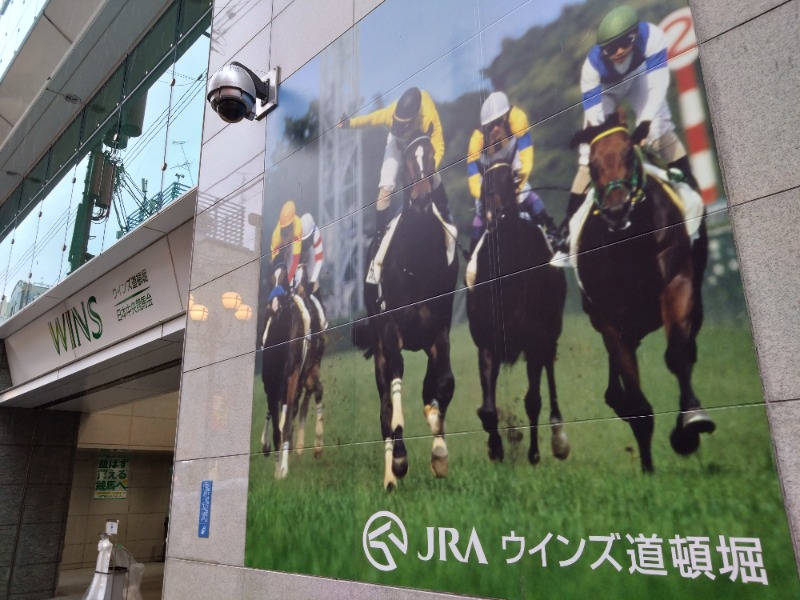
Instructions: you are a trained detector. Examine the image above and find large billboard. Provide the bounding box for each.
[245,0,799,598]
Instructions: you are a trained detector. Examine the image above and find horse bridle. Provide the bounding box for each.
[590,127,646,229]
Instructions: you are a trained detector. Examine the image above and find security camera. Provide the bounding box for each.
[207,62,279,123]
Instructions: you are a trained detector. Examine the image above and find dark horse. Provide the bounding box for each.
[466,161,569,465]
[570,113,713,472]
[260,264,326,479]
[366,135,458,490]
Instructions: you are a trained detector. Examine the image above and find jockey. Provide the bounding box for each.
[467,91,558,251]
[557,5,699,252]
[298,212,324,294]
[270,200,302,285]
[338,87,451,244]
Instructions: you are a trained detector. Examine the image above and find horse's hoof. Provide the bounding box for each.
[528,448,541,465]
[393,458,409,479]
[296,429,305,455]
[550,423,570,460]
[261,445,271,458]
[488,444,505,463]
[681,409,716,436]
[314,438,323,458]
[392,443,409,479]
[431,438,448,478]
[384,478,397,492]
[670,425,700,456]
[488,429,504,462]
[274,465,288,480]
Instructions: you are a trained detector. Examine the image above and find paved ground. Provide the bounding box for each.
[51,562,164,599]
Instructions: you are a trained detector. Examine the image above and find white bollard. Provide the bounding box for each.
[82,534,113,600]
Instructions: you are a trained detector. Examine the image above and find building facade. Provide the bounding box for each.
[0,0,798,598]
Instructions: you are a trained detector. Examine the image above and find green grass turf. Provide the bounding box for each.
[245,314,797,599]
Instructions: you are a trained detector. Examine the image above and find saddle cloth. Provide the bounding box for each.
[567,164,705,270]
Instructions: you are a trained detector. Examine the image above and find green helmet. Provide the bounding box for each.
[597,6,639,46]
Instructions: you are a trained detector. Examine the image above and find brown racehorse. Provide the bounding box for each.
[260,264,325,479]
[570,113,713,472]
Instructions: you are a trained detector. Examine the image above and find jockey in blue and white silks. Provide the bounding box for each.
[554,6,699,264]
[579,19,675,168]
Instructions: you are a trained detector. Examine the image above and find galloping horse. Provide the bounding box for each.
[570,113,712,472]
[366,135,458,490]
[260,264,326,479]
[466,161,569,465]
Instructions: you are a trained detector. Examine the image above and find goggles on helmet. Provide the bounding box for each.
[601,32,637,56]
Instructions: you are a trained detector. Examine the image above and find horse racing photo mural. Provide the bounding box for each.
[245,0,800,598]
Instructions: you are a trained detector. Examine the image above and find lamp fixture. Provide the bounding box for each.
[234,304,253,321]
[222,291,242,310]
[189,303,209,321]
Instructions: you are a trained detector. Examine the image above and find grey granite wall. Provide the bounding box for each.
[691,0,800,566]
[166,0,800,597]
[0,408,80,600]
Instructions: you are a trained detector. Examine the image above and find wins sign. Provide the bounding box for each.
[47,296,103,355]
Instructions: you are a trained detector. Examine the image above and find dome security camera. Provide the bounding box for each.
[207,62,279,123]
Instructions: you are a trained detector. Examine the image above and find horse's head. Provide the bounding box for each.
[270,261,290,291]
[571,114,650,232]
[481,161,517,227]
[401,135,436,212]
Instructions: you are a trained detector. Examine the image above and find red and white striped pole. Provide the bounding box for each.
[660,8,718,204]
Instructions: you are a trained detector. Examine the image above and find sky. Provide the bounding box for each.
[357,0,582,104]
[272,0,584,131]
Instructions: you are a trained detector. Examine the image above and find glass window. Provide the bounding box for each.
[124,2,180,100]
[83,63,125,138]
[5,195,42,303]
[50,114,84,174]
[178,0,211,40]
[164,18,210,203]
[30,162,84,288]
[112,49,175,237]
[0,0,212,314]
[0,186,21,309]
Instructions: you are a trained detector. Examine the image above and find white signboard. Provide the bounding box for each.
[5,232,187,383]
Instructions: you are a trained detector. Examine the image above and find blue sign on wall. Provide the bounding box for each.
[198,480,212,538]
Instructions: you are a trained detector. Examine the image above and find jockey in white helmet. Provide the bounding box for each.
[467,91,558,252]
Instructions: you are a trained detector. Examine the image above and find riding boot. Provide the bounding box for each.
[554,192,586,253]
[532,208,560,247]
[365,207,391,314]
[373,206,391,251]
[668,156,700,191]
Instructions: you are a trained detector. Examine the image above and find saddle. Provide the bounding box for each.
[366,207,456,288]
